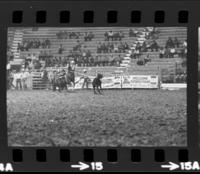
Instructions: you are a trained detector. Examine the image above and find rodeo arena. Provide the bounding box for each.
[7,27,187,146]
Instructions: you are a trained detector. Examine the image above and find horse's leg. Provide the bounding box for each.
[97,86,102,94]
[73,81,75,91]
[65,82,68,91]
[57,83,60,92]
[53,82,56,91]
[100,82,103,94]
[71,81,75,91]
[93,86,97,94]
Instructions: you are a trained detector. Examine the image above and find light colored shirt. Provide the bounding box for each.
[14,73,22,80]
[22,72,29,79]
[7,63,11,70]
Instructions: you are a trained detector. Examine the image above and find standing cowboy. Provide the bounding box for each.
[41,68,49,90]
[21,69,29,89]
[14,70,22,90]
[67,60,76,90]
[82,69,90,89]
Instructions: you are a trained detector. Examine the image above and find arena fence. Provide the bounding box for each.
[30,66,185,90]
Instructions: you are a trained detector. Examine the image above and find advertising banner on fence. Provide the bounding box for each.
[122,75,159,89]
[74,74,158,89]
[101,76,122,89]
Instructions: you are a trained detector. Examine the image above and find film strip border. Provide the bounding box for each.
[11,10,189,24]
[11,148,189,162]
[0,1,195,26]
[0,0,199,172]
[2,147,198,172]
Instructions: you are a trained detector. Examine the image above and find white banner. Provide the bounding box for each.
[101,76,122,89]
[122,75,159,89]
[67,74,159,89]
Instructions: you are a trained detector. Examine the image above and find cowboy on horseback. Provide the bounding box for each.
[58,69,67,91]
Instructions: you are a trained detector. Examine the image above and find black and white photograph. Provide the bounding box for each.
[198,27,200,144]
[7,27,187,146]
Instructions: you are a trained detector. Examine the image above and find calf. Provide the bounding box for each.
[92,73,103,94]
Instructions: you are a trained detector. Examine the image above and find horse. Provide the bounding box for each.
[51,71,67,92]
[65,70,75,91]
[92,73,103,94]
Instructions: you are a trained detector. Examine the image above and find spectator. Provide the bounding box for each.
[89,56,94,66]
[144,54,151,64]
[173,37,179,48]
[170,48,176,58]
[99,56,103,66]
[119,31,124,41]
[150,40,159,51]
[129,29,138,37]
[159,48,165,58]
[84,32,89,41]
[114,43,119,53]
[87,32,94,41]
[166,37,174,48]
[141,41,147,52]
[115,55,121,66]
[183,40,187,48]
[104,55,109,66]
[164,48,171,58]
[104,31,108,41]
[58,44,64,54]
[108,31,114,41]
[94,55,99,66]
[135,42,141,51]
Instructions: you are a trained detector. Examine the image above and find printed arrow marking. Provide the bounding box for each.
[71,162,90,171]
[161,162,180,171]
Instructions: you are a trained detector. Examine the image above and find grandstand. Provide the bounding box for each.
[7,27,187,89]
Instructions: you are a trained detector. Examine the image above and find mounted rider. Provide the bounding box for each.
[58,69,66,80]
[68,60,76,76]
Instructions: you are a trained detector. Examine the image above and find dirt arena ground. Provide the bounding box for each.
[7,89,187,147]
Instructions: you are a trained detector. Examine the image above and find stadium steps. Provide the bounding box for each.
[10,30,24,65]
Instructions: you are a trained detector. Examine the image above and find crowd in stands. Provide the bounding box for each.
[17,39,51,51]
[7,50,14,62]
[159,37,187,58]
[97,42,129,53]
[56,31,95,41]
[58,44,65,54]
[22,50,123,69]
[129,28,159,40]
[84,32,94,41]
[130,40,160,59]
[56,31,81,39]
[130,37,187,62]
[162,72,187,83]
[9,27,187,71]
[136,54,151,66]
[104,31,124,41]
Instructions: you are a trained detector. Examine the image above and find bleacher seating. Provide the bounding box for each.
[8,27,187,77]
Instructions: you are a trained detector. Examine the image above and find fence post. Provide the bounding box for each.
[157,66,161,89]
[174,62,177,83]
